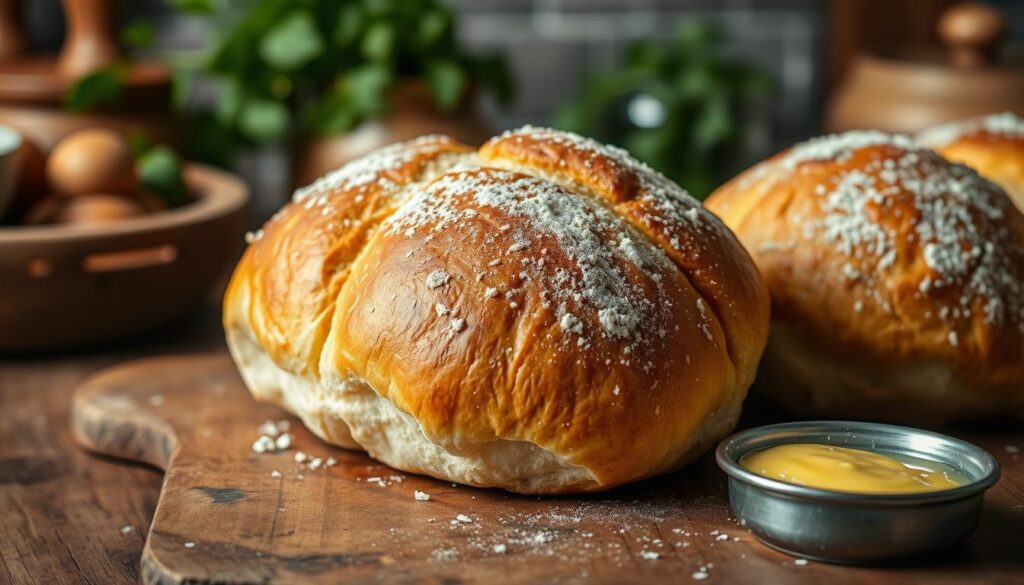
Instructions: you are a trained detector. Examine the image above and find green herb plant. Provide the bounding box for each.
[130,135,192,208]
[554,21,772,198]
[64,0,512,168]
[178,0,511,166]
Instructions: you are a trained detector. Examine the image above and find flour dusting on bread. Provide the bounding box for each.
[389,168,676,346]
[293,135,457,204]
[799,136,1023,328]
[706,129,1024,424]
[917,112,1024,148]
[781,130,918,168]
[225,128,770,494]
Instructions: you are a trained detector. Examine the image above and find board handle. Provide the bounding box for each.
[71,370,178,471]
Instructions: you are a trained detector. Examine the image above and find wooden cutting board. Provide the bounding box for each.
[70,353,1024,585]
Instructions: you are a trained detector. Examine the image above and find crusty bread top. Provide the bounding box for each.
[707,130,1024,393]
[233,135,472,375]
[917,112,1024,209]
[917,112,1024,148]
[225,127,769,488]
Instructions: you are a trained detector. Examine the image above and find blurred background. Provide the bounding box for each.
[0,0,1022,351]
[7,0,1023,218]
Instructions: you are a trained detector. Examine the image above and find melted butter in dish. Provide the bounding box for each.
[740,443,967,494]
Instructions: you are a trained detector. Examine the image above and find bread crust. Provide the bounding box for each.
[707,130,1024,423]
[225,128,769,493]
[917,113,1024,211]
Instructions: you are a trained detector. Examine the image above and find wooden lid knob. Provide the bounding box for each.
[938,2,1007,68]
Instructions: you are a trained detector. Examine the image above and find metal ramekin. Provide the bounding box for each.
[716,421,1000,564]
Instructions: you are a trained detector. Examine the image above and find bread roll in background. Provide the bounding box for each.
[223,127,769,494]
[707,131,1024,425]
[918,112,1024,211]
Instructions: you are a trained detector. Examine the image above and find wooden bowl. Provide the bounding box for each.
[0,164,247,352]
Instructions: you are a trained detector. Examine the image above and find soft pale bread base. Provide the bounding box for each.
[758,320,1020,424]
[227,315,743,493]
[227,320,601,493]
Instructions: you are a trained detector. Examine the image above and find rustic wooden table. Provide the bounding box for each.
[0,302,225,585]
[2,299,1024,584]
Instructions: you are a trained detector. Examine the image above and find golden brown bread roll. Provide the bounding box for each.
[706,130,1024,424]
[918,112,1024,211]
[224,128,769,494]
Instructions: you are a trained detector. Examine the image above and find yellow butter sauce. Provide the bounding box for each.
[740,443,966,494]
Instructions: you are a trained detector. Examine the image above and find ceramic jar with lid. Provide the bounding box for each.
[827,2,1023,134]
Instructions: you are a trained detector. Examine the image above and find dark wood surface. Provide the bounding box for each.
[0,303,225,585]
[3,302,1024,584]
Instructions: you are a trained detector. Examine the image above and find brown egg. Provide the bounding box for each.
[47,129,139,197]
[55,193,145,226]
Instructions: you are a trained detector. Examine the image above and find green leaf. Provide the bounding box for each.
[121,21,155,49]
[259,10,324,71]
[469,54,514,104]
[270,75,292,99]
[742,68,775,97]
[360,21,395,62]
[137,145,189,207]
[62,67,125,112]
[416,10,449,48]
[344,64,393,114]
[171,68,194,110]
[363,0,395,16]
[679,168,714,200]
[173,0,518,160]
[626,41,666,71]
[126,130,153,157]
[625,125,673,161]
[674,20,722,53]
[334,5,364,46]
[425,59,466,111]
[673,59,709,94]
[169,0,215,14]
[214,77,243,124]
[693,96,733,154]
[551,19,771,197]
[238,97,289,142]
[183,110,242,168]
[305,89,357,135]
[552,103,585,133]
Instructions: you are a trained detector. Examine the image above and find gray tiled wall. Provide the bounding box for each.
[449,0,827,149]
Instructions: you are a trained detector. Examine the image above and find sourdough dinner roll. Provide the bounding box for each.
[707,131,1024,424]
[918,112,1024,211]
[224,128,769,494]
